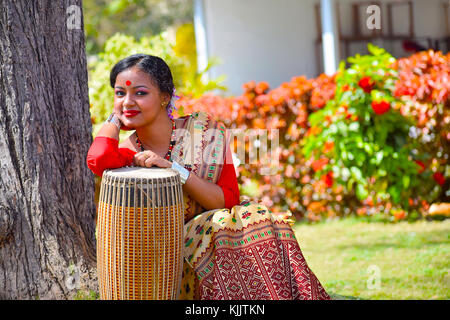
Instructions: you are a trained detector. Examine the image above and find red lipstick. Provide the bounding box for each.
[123,110,140,117]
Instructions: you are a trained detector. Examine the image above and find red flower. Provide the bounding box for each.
[433,172,445,186]
[415,160,426,174]
[371,100,390,115]
[321,171,333,188]
[394,85,415,98]
[358,76,375,93]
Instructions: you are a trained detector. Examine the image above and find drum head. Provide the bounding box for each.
[101,166,182,208]
[104,166,178,179]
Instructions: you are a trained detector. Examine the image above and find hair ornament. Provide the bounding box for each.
[167,88,180,120]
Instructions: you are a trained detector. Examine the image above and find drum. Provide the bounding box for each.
[96,167,185,300]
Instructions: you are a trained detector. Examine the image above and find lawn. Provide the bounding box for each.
[293,217,450,300]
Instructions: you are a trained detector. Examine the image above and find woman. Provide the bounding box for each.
[87,54,330,300]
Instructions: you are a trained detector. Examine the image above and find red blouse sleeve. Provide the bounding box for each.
[86,136,136,177]
[216,144,240,209]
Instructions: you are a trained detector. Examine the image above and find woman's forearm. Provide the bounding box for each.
[182,171,225,214]
[96,122,120,140]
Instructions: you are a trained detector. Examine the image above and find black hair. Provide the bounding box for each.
[110,54,174,101]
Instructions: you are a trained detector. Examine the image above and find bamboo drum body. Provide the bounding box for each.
[96,167,184,300]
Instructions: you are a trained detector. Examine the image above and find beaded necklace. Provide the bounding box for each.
[135,119,176,161]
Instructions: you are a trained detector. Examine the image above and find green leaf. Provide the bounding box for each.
[363,143,373,155]
[356,183,369,200]
[350,166,363,182]
[375,151,383,165]
[388,185,401,204]
[349,122,359,131]
[402,175,410,188]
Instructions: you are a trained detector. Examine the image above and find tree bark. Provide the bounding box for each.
[0,0,97,299]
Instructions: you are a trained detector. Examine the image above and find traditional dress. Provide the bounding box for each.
[87,111,330,300]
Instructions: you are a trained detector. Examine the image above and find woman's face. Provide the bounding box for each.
[113,66,169,128]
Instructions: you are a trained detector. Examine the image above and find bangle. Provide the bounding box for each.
[105,113,122,130]
[171,161,190,184]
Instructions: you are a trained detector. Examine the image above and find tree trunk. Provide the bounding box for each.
[0,0,97,299]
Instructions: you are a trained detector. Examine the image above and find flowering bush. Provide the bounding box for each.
[176,73,342,219]
[87,40,448,222]
[302,44,424,216]
[174,45,449,222]
[393,50,449,209]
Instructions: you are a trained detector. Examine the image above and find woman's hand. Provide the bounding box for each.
[114,111,133,131]
[133,150,172,168]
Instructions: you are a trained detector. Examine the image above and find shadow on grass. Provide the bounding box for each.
[335,229,449,251]
[336,240,445,252]
[329,292,365,300]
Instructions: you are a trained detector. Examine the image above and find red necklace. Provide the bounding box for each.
[135,119,176,161]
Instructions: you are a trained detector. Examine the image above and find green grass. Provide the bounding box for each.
[73,290,99,300]
[293,217,450,300]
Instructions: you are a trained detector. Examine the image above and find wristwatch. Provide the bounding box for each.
[105,113,122,130]
[171,161,190,184]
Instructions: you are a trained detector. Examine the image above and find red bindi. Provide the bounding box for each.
[125,80,131,86]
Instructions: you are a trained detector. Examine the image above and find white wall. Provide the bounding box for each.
[204,0,317,95]
[202,0,448,96]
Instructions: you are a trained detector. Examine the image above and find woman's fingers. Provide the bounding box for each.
[133,151,170,168]
[133,151,151,167]
[144,156,157,168]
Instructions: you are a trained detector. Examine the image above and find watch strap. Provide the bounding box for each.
[171,161,190,184]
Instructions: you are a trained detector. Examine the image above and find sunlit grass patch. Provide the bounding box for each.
[294,218,450,300]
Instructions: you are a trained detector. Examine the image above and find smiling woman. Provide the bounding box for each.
[86,54,330,300]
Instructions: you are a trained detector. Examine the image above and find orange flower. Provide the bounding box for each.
[393,210,406,220]
[285,165,294,178]
[301,174,311,184]
[242,80,256,92]
[364,196,374,206]
[323,141,334,154]
[252,118,266,129]
[357,207,367,216]
[312,158,329,172]
[306,126,322,137]
[307,201,326,213]
[254,94,269,106]
[255,81,270,95]
[342,84,351,92]
[385,202,392,211]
